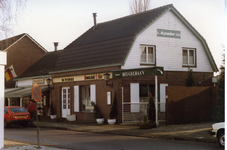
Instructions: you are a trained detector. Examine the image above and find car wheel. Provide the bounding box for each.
[218,131,225,147]
[22,121,29,127]
[4,120,8,128]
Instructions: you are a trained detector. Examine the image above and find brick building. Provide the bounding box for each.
[49,4,217,124]
[0,33,47,88]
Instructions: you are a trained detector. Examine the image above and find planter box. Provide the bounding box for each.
[50,115,56,119]
[66,114,76,121]
[107,119,116,125]
[96,118,104,124]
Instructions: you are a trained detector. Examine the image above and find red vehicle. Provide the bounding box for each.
[4,106,31,127]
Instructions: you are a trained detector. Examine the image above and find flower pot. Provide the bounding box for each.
[50,115,56,119]
[107,119,116,125]
[96,118,104,124]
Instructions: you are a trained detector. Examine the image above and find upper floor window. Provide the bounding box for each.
[140,45,155,64]
[182,48,196,67]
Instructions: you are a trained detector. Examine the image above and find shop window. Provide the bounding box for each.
[81,85,95,112]
[140,45,155,64]
[139,84,154,102]
[182,48,196,67]
[139,84,155,113]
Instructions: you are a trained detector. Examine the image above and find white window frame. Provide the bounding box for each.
[182,48,196,67]
[140,45,156,64]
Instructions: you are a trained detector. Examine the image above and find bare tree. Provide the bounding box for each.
[0,0,26,39]
[130,0,151,14]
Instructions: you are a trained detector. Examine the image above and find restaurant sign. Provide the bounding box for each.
[157,29,181,38]
[113,67,164,79]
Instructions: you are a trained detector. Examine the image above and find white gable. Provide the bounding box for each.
[122,10,214,72]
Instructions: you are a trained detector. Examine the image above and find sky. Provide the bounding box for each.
[5,0,226,71]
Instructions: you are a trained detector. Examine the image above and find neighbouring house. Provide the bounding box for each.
[0,33,47,89]
[49,4,218,124]
[4,43,62,116]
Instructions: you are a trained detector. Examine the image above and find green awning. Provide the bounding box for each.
[5,85,49,98]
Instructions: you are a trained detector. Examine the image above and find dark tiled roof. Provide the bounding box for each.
[16,50,63,79]
[0,33,25,50]
[54,4,172,72]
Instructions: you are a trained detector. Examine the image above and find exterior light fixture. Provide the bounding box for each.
[104,72,113,87]
[212,76,218,87]
[46,78,54,90]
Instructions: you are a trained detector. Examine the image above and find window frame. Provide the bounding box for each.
[182,48,196,67]
[140,45,156,65]
[80,85,91,112]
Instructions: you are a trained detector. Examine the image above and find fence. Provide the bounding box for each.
[122,101,166,123]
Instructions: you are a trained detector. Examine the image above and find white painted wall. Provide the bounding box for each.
[122,10,213,72]
[0,51,7,149]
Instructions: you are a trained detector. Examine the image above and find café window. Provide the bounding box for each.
[140,45,155,64]
[182,48,196,67]
[140,84,155,102]
[81,85,91,112]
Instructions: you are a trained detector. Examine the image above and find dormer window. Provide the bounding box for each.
[140,45,155,65]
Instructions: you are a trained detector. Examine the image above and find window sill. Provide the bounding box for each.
[140,63,156,66]
[182,65,196,68]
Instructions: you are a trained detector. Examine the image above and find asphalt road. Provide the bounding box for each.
[4,126,222,150]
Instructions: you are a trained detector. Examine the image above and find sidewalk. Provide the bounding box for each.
[3,119,217,149]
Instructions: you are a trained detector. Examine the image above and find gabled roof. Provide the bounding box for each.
[15,50,63,80]
[53,4,218,73]
[0,33,47,52]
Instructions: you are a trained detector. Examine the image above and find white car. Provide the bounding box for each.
[209,122,225,147]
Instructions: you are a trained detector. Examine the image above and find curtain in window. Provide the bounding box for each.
[141,47,146,62]
[189,50,194,65]
[148,47,154,63]
[183,50,188,64]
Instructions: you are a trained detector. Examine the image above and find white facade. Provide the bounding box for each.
[122,10,213,73]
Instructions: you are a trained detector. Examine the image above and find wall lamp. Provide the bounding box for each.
[104,72,113,87]
[46,78,54,90]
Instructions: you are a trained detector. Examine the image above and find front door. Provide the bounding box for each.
[62,87,70,118]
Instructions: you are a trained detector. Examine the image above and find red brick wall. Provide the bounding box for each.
[166,86,217,125]
[6,36,46,77]
[51,68,215,123]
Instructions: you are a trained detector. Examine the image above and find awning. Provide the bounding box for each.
[5,85,49,98]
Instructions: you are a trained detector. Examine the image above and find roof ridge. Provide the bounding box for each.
[97,4,173,26]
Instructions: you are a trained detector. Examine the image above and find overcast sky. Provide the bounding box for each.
[5,0,226,70]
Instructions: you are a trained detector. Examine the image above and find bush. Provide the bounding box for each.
[109,92,118,119]
[91,101,103,119]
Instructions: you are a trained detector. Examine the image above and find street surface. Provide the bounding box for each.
[4,126,222,150]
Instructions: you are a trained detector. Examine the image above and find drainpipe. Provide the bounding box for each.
[155,75,159,127]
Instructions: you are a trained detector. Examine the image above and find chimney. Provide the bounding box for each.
[93,13,97,30]
[53,42,58,51]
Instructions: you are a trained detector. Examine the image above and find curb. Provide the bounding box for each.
[36,124,217,144]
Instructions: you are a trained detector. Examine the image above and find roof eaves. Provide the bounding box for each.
[170,6,218,72]
[13,75,51,81]
[4,33,47,53]
[50,63,123,74]
[24,33,48,53]
[3,34,26,52]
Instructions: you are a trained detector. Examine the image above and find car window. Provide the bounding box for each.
[10,107,27,113]
[4,108,7,114]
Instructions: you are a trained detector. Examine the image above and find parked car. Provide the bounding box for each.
[4,106,31,127]
[209,122,225,147]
